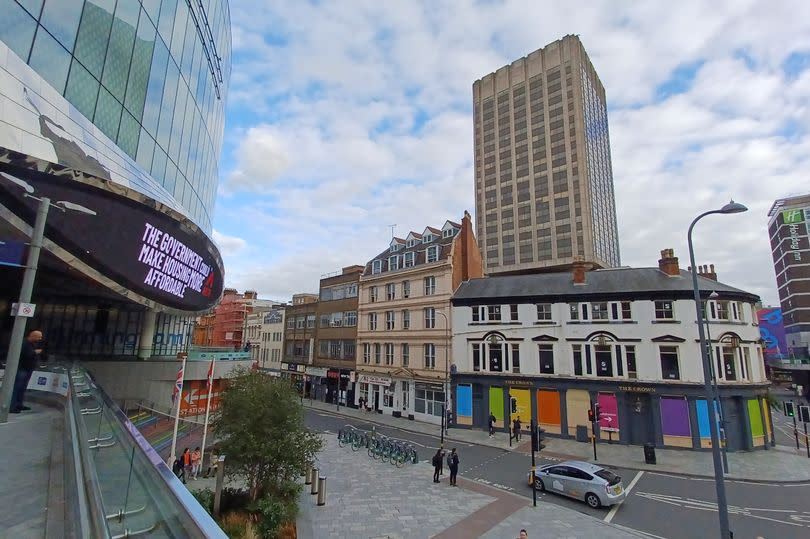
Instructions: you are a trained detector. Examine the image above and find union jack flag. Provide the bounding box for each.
[172,363,184,404]
[206,359,215,389]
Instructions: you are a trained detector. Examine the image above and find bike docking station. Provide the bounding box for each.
[337,427,420,467]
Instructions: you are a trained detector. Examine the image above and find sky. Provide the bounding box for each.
[211,0,810,307]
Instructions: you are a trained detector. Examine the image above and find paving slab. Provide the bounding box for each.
[305,400,810,482]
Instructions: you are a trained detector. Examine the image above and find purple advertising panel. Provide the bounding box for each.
[661,396,691,437]
[597,393,619,432]
[758,308,788,360]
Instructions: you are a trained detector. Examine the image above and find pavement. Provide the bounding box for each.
[0,400,62,539]
[303,399,810,482]
[294,434,644,539]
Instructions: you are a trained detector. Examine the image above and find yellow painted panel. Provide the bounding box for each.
[763,399,772,439]
[566,389,591,437]
[509,388,531,428]
[456,415,472,426]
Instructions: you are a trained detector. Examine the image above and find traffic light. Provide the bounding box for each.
[588,409,595,422]
[799,405,810,424]
[510,397,518,414]
[594,403,602,421]
[533,426,546,452]
[785,401,796,417]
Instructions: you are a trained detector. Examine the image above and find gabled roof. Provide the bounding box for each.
[405,231,423,241]
[423,226,442,236]
[389,237,405,247]
[365,220,461,275]
[442,220,461,230]
[452,267,759,304]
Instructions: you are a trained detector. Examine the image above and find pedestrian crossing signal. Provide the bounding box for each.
[799,405,810,424]
[532,426,546,452]
[784,401,796,417]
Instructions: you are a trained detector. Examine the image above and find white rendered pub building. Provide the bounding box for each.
[355,212,483,424]
[450,250,774,451]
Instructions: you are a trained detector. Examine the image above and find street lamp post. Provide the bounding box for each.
[687,200,747,539]
[705,291,730,473]
[0,173,96,423]
[436,310,450,448]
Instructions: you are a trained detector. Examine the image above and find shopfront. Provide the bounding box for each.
[356,373,392,412]
[452,374,773,451]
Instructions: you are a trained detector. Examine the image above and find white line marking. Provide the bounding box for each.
[604,471,644,523]
[631,529,669,539]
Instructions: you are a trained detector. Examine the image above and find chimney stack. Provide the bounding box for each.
[572,258,587,285]
[658,248,680,276]
[687,264,719,281]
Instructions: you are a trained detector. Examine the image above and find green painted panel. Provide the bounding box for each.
[489,387,503,420]
[748,399,764,437]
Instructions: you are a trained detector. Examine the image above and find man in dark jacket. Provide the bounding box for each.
[11,330,44,413]
[447,448,460,486]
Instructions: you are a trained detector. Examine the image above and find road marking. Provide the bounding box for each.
[634,492,807,528]
[647,471,810,487]
[648,472,713,482]
[604,471,644,523]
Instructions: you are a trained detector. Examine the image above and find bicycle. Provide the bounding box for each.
[338,429,347,448]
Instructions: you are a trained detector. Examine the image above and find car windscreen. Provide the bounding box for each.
[595,469,621,485]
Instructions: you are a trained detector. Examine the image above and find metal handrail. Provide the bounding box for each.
[69,370,113,538]
[82,368,228,538]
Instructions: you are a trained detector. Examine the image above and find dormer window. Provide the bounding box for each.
[422,234,434,244]
[389,256,400,271]
[404,252,415,267]
[443,228,456,238]
[372,260,382,274]
[426,245,439,263]
[390,243,401,252]
[407,239,417,248]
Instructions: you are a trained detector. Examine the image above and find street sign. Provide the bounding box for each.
[799,405,810,424]
[11,302,35,317]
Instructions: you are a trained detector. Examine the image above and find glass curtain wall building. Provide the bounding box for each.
[0,0,231,358]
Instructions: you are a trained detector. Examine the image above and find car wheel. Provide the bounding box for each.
[533,477,545,491]
[585,492,601,509]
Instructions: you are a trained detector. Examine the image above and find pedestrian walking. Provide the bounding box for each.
[10,330,45,413]
[182,448,192,482]
[204,449,219,477]
[517,529,528,539]
[432,449,443,483]
[488,412,496,437]
[191,447,201,479]
[447,448,460,486]
[172,456,185,482]
[513,416,522,441]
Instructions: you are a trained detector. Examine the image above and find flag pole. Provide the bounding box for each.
[168,354,187,466]
[200,359,215,469]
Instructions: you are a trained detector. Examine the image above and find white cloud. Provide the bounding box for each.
[215,0,810,305]
[212,229,247,256]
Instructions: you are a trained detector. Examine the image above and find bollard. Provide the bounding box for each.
[213,455,226,518]
[317,476,326,506]
[305,466,313,485]
[310,468,319,495]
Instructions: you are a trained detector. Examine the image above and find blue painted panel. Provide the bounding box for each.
[456,384,472,417]
[696,399,720,438]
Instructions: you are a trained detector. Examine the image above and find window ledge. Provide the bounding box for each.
[651,320,681,324]
[533,321,557,326]
[470,321,521,326]
[566,320,637,325]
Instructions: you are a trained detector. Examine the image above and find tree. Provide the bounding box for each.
[211,369,323,501]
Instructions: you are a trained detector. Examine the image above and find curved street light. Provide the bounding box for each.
[435,309,450,448]
[0,173,97,422]
[687,199,747,539]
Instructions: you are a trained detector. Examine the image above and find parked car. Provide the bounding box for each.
[528,461,625,508]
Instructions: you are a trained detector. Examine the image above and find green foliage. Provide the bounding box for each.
[255,490,299,539]
[211,369,324,501]
[191,488,214,515]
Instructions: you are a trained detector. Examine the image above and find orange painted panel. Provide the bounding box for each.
[537,390,561,425]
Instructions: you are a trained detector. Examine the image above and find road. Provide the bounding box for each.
[305,408,810,539]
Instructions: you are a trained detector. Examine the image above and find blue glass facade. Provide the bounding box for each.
[0,0,231,233]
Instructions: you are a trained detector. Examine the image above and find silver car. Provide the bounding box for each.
[528,460,625,509]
